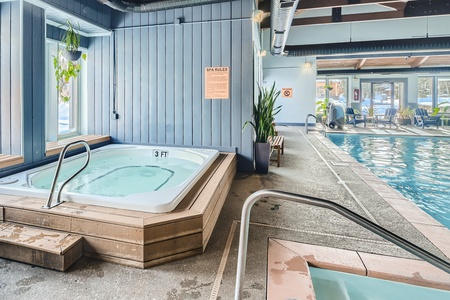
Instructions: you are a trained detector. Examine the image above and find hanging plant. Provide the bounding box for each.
[61,20,82,61]
[53,50,87,102]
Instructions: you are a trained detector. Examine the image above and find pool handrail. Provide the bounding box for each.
[305,114,326,135]
[235,189,450,300]
[42,140,91,209]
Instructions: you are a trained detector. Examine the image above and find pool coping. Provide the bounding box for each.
[267,238,450,300]
[314,132,450,261]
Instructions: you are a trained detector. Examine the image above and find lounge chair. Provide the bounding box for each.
[415,108,440,129]
[345,108,366,127]
[376,108,398,129]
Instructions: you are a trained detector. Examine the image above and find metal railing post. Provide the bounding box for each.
[235,189,450,300]
[305,114,326,135]
[42,140,91,209]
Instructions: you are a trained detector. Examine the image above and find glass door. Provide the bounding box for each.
[361,80,403,116]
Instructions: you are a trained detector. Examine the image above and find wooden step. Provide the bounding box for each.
[0,222,83,271]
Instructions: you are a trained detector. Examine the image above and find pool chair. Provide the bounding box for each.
[415,108,440,129]
[375,108,398,129]
[345,107,366,127]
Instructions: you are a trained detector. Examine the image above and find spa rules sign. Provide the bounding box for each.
[205,67,230,99]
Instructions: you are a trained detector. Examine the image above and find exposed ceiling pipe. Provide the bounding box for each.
[98,0,229,13]
[285,37,450,57]
[270,0,299,56]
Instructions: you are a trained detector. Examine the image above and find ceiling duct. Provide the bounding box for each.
[98,0,229,13]
[270,0,300,56]
[284,37,450,57]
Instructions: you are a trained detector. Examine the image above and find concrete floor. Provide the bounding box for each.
[1,125,450,299]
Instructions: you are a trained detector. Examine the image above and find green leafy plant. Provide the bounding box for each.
[53,50,86,102]
[62,20,80,53]
[431,102,450,116]
[398,106,415,119]
[243,82,282,143]
[363,106,378,117]
[316,98,329,117]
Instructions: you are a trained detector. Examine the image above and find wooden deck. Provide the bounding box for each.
[0,153,236,269]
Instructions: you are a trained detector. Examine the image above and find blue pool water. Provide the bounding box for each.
[327,134,450,229]
[310,267,450,300]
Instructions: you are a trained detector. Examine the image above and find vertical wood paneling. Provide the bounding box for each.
[1,3,12,154]
[192,8,202,146]
[87,35,95,134]
[221,3,232,148]
[201,7,212,146]
[148,12,157,144]
[140,13,149,144]
[22,2,33,163]
[132,14,141,143]
[94,37,102,134]
[108,35,116,139]
[174,8,184,145]
[241,19,253,161]
[211,4,221,147]
[88,0,254,171]
[231,21,242,153]
[124,13,133,143]
[157,11,166,144]
[116,30,125,141]
[182,10,193,145]
[101,36,111,136]
[42,0,112,29]
[31,5,45,162]
[165,10,175,145]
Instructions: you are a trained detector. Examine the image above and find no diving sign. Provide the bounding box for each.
[282,88,293,98]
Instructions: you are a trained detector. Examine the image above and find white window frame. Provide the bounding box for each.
[45,40,87,142]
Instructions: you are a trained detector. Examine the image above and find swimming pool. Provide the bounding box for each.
[327,134,450,229]
[0,144,219,213]
[310,267,450,300]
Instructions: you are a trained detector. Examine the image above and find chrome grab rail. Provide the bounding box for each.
[42,141,91,209]
[305,113,326,135]
[235,189,450,300]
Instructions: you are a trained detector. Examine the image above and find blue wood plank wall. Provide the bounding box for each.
[89,0,254,171]
[0,0,254,175]
[22,1,46,164]
[41,0,111,29]
[0,2,21,156]
[46,24,89,48]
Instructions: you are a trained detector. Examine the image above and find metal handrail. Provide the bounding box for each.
[42,141,91,209]
[235,189,450,300]
[305,113,326,135]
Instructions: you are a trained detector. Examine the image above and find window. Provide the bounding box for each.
[46,41,86,141]
[437,77,450,107]
[316,78,348,107]
[418,77,433,110]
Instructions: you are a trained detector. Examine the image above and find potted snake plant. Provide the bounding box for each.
[243,82,281,173]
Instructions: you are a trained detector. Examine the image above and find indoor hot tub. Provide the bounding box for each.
[0,144,219,213]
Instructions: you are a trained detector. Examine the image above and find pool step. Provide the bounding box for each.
[0,222,83,271]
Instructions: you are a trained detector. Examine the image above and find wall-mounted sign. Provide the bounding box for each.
[282,88,293,98]
[354,88,360,102]
[205,67,230,99]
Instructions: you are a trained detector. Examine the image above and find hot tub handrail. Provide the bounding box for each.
[42,141,91,209]
[235,189,450,300]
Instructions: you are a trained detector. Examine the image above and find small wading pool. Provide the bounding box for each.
[310,267,450,300]
[0,144,219,213]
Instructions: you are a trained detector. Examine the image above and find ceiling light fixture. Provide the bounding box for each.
[252,10,264,23]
